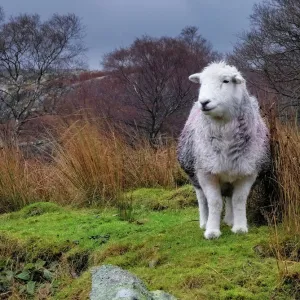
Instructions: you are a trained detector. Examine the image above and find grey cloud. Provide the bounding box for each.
[1,0,261,69]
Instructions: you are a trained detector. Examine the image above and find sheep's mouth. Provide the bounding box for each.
[202,107,214,112]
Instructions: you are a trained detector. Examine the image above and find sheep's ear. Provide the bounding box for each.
[232,74,244,84]
[189,73,201,84]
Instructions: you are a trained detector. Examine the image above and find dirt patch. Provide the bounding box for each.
[66,251,90,277]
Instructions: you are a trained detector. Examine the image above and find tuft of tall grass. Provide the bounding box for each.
[47,121,124,206]
[48,120,185,206]
[0,147,45,213]
[266,105,300,280]
[272,121,300,233]
[0,119,186,211]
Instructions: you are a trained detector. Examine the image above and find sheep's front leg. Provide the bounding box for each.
[231,174,257,233]
[197,172,222,239]
[195,188,208,229]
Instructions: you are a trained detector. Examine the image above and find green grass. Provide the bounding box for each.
[0,187,299,299]
[126,185,197,210]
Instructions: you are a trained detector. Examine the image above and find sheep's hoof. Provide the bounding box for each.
[232,226,248,234]
[204,229,221,239]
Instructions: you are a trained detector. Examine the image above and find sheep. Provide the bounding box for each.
[177,61,269,239]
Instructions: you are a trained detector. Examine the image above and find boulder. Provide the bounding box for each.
[90,265,176,300]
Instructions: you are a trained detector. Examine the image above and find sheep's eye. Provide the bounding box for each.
[223,80,229,83]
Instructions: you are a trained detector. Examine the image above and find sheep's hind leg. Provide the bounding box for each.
[223,197,233,226]
[197,173,222,239]
[231,174,257,234]
[195,188,208,229]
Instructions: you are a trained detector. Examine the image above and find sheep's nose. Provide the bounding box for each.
[200,100,211,109]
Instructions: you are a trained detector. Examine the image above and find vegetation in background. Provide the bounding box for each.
[0,10,86,139]
[102,26,219,142]
[0,118,186,212]
[232,0,300,121]
[49,120,185,206]
[0,147,44,213]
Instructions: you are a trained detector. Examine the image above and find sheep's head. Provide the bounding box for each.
[189,62,246,121]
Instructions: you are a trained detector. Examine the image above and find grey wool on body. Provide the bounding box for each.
[177,61,269,239]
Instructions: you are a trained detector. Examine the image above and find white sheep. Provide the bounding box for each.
[177,61,269,239]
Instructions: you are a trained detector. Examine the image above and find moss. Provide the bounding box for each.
[127,185,196,210]
[2,202,64,220]
[129,185,267,225]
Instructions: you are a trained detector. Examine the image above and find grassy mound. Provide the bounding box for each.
[0,187,299,299]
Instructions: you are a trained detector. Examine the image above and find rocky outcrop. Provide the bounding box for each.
[90,265,177,300]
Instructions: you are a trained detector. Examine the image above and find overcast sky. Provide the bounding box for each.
[1,0,261,70]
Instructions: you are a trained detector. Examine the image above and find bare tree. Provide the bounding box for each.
[102,27,218,142]
[0,11,86,139]
[231,0,300,117]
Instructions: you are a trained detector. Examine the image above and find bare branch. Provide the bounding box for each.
[230,0,300,115]
[102,29,218,142]
[0,11,86,139]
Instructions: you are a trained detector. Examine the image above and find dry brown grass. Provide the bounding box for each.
[46,120,185,206]
[271,120,300,233]
[0,119,185,211]
[48,121,126,206]
[0,147,46,213]
[266,108,300,280]
[0,120,185,213]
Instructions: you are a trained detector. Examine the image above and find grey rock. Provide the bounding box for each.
[150,290,177,300]
[90,265,177,300]
[113,288,139,299]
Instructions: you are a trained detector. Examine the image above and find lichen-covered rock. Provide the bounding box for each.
[150,290,177,300]
[90,265,176,300]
